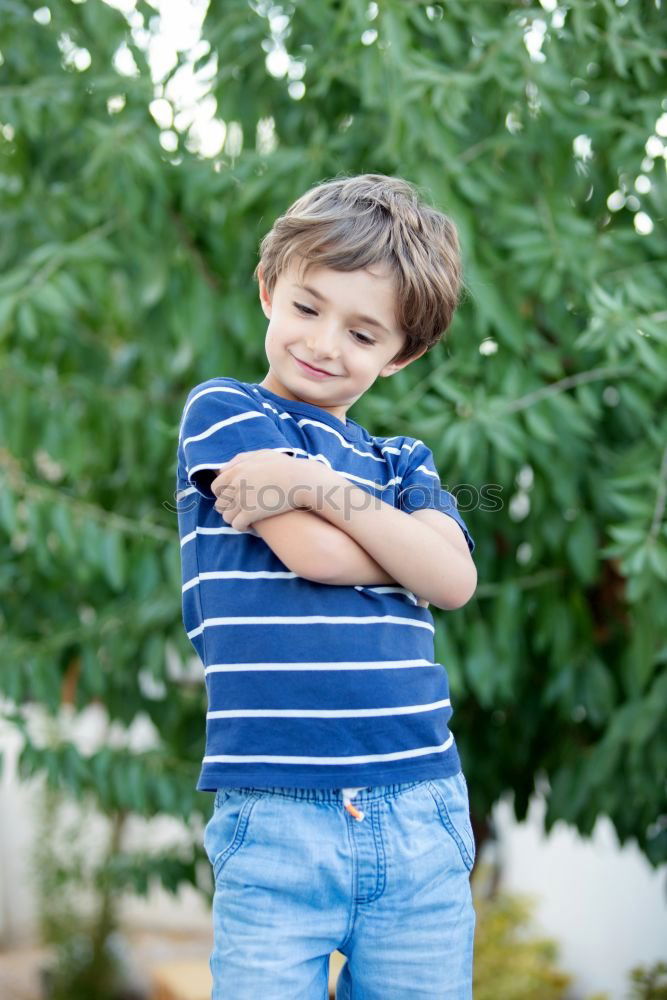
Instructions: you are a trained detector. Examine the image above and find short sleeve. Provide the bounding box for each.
[396,440,475,554]
[179,379,297,500]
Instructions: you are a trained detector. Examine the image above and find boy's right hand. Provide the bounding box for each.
[211,449,314,532]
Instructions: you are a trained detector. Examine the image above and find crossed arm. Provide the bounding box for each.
[252,507,409,587]
[212,452,477,611]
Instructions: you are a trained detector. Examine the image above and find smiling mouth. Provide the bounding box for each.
[292,355,339,376]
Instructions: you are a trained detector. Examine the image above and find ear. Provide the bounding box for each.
[258,265,272,320]
[379,346,428,378]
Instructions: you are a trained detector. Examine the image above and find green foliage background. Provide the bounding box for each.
[1,0,666,916]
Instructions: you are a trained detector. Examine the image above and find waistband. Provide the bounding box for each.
[225,780,429,822]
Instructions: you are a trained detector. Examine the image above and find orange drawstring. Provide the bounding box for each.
[344,802,365,821]
[342,786,366,821]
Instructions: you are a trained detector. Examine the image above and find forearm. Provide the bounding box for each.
[304,466,475,610]
[325,541,428,604]
[317,528,401,586]
[214,453,426,602]
[252,508,397,585]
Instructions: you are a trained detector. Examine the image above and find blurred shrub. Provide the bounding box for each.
[627,962,667,999]
[33,784,144,1000]
[471,868,618,1000]
[472,888,572,999]
[472,874,666,1000]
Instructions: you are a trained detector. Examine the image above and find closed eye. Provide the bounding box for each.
[292,302,376,345]
[294,302,317,316]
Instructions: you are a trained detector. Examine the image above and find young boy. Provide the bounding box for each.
[176,174,477,999]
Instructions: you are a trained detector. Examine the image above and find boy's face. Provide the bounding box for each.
[257,261,426,423]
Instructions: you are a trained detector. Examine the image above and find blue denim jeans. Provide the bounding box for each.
[203,772,476,999]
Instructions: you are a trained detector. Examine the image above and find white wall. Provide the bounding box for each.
[0,701,211,946]
[490,791,667,999]
[0,715,38,945]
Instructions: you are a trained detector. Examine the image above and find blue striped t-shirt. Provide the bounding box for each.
[175,377,475,791]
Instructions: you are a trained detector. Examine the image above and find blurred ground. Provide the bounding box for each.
[0,929,346,999]
[0,927,212,1000]
[0,942,49,1000]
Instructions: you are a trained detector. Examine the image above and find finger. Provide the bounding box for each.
[221,505,239,525]
[212,480,236,503]
[214,490,235,512]
[231,513,249,532]
[211,473,226,496]
[211,458,240,492]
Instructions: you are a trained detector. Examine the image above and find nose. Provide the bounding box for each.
[306,326,341,361]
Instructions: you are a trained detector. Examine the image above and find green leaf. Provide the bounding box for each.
[606,524,646,546]
[102,530,126,591]
[0,486,17,535]
[566,515,599,584]
[51,502,77,556]
[578,658,615,726]
[523,406,557,445]
[647,540,667,582]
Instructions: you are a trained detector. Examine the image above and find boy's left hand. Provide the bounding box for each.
[211,450,317,532]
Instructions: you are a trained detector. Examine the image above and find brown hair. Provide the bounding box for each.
[254,173,463,365]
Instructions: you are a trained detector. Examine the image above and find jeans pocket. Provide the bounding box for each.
[426,772,476,873]
[203,790,259,881]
